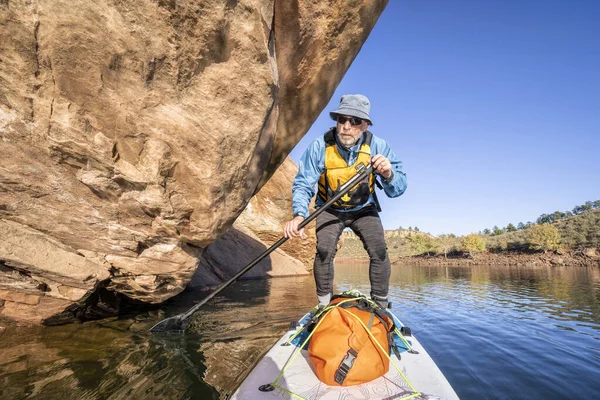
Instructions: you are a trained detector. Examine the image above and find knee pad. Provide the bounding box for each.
[316,241,335,262]
[369,246,388,262]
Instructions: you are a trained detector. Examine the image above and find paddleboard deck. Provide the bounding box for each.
[230,306,459,400]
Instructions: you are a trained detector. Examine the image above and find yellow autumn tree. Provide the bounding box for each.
[527,224,561,252]
[438,234,458,259]
[461,234,486,257]
[407,234,438,256]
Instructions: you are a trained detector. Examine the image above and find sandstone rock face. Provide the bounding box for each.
[0,0,387,323]
[190,157,316,288]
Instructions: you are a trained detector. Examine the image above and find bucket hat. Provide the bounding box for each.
[329,94,373,125]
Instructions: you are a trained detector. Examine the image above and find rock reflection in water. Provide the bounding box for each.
[0,274,316,399]
[190,275,316,395]
[0,315,217,399]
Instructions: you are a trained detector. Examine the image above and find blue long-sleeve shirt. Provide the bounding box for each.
[292,130,407,218]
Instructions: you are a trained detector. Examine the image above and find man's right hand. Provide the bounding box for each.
[284,216,306,239]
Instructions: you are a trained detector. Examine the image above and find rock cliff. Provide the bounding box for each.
[0,0,387,323]
[190,157,316,288]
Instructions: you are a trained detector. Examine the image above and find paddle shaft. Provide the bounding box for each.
[178,163,375,321]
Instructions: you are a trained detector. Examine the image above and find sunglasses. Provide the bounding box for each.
[336,115,364,126]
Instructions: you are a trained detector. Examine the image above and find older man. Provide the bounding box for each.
[283,94,407,308]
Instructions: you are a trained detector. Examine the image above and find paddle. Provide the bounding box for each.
[149,162,375,333]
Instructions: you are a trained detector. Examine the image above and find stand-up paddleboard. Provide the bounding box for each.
[230,293,459,400]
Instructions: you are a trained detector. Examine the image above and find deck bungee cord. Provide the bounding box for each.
[283,298,417,355]
[263,294,423,400]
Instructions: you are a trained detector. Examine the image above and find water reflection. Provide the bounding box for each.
[187,277,316,394]
[384,264,600,331]
[381,264,600,399]
[0,314,217,399]
[1,263,599,399]
[0,276,316,400]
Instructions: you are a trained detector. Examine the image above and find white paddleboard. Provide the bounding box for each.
[230,305,459,400]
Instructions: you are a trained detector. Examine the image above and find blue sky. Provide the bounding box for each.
[289,0,600,236]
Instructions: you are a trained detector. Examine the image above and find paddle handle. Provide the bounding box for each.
[180,163,374,320]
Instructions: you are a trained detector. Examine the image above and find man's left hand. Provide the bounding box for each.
[371,154,393,180]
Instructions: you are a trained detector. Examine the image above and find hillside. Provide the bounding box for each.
[486,209,600,252]
[337,209,600,262]
[337,229,434,259]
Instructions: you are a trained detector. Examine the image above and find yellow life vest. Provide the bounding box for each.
[317,129,376,210]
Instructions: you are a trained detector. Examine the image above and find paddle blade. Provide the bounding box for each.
[149,314,188,333]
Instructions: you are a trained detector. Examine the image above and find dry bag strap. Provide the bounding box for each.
[334,347,358,384]
[338,300,395,333]
[333,307,373,385]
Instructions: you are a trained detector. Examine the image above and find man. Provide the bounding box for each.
[283,94,407,308]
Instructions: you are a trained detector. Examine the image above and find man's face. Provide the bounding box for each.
[336,115,368,148]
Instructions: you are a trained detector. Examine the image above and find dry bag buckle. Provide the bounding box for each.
[334,348,358,384]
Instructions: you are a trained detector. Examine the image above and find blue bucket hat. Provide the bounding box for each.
[329,94,373,125]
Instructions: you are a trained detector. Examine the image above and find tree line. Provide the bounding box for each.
[479,200,600,236]
[402,223,568,258]
[379,199,600,258]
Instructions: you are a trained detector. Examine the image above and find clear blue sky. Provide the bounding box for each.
[289,0,600,236]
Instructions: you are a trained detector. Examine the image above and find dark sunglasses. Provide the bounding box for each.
[336,115,364,126]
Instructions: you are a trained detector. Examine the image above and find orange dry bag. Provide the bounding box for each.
[308,296,395,386]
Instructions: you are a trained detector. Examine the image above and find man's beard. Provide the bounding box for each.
[337,132,361,148]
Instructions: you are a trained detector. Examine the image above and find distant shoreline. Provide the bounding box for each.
[337,251,599,267]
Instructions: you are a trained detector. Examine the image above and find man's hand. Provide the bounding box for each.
[284,216,306,239]
[371,154,393,180]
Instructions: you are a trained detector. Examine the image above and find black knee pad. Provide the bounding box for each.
[370,246,388,262]
[316,242,335,262]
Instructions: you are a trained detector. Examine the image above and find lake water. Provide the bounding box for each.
[1,262,599,399]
